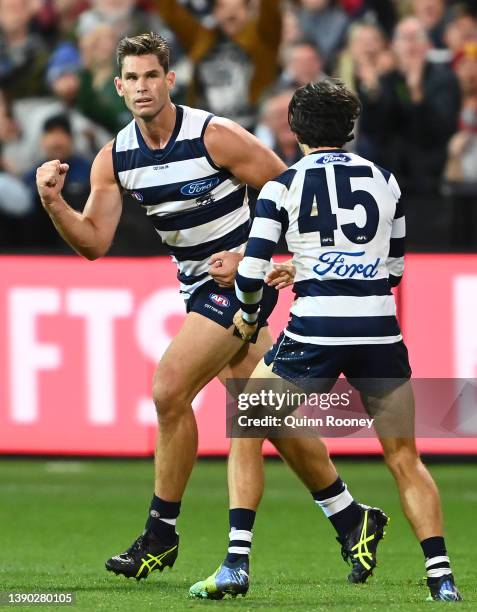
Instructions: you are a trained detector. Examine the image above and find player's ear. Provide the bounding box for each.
[166,70,176,92]
[114,76,124,97]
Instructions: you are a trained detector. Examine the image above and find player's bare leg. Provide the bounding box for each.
[152,313,243,501]
[362,381,461,601]
[223,350,338,509]
[106,312,248,580]
[363,381,442,539]
[189,331,386,599]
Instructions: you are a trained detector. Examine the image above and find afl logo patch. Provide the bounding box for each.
[130,191,144,202]
[209,293,230,308]
[315,153,351,165]
[181,177,220,196]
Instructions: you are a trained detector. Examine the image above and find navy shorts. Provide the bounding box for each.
[264,333,412,394]
[186,279,278,343]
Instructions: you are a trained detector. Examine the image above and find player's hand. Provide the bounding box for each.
[208,250,243,287]
[36,160,69,207]
[265,261,296,290]
[233,310,258,342]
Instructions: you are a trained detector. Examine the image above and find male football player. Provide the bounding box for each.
[36,34,387,588]
[191,79,462,602]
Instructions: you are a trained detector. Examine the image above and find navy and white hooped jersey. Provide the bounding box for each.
[236,150,405,345]
[112,105,250,299]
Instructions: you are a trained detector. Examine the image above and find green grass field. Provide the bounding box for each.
[0,459,475,611]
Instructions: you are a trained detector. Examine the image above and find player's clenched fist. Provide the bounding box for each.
[233,310,258,342]
[36,160,69,206]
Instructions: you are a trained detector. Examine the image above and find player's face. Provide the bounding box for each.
[114,54,175,121]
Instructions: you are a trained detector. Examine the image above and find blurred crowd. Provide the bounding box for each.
[1,0,476,253]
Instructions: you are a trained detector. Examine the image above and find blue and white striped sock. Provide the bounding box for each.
[225,508,255,563]
[421,537,452,582]
[312,477,362,537]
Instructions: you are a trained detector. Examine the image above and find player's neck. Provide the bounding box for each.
[301,145,343,156]
[135,102,177,150]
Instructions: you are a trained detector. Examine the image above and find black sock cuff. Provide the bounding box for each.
[229,508,256,532]
[421,536,447,559]
[150,495,181,519]
[311,477,345,501]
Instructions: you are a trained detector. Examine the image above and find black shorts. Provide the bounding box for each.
[186,279,278,343]
[264,333,412,394]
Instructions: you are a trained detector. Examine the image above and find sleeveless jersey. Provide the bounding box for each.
[236,150,405,345]
[112,105,250,299]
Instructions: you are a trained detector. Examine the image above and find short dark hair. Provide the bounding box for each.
[43,114,72,135]
[116,32,170,75]
[288,79,361,148]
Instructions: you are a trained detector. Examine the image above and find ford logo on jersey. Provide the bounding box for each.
[315,153,351,165]
[209,293,231,308]
[181,177,220,196]
[313,251,380,278]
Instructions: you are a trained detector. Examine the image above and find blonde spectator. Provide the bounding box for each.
[335,21,394,92]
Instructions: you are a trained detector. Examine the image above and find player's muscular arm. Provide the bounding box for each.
[204,117,286,190]
[36,142,122,260]
[205,119,290,287]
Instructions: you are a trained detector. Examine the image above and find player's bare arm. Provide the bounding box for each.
[205,118,289,287]
[204,117,286,189]
[36,141,123,260]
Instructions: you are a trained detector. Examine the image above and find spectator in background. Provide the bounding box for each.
[358,16,461,195]
[277,39,326,91]
[155,0,282,130]
[35,0,89,49]
[0,43,110,175]
[0,90,20,174]
[76,23,132,133]
[444,4,477,55]
[0,0,50,99]
[255,89,302,165]
[445,42,477,182]
[280,3,303,53]
[22,114,91,250]
[0,159,32,250]
[339,0,398,38]
[77,0,174,41]
[76,0,186,72]
[411,0,448,48]
[47,41,82,107]
[335,21,394,92]
[294,0,350,70]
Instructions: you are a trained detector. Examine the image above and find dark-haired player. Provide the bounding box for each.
[191,80,462,602]
[36,35,386,589]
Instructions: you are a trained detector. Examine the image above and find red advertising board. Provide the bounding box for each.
[0,254,476,456]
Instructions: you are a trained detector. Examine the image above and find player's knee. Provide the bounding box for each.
[152,376,189,420]
[384,445,421,479]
